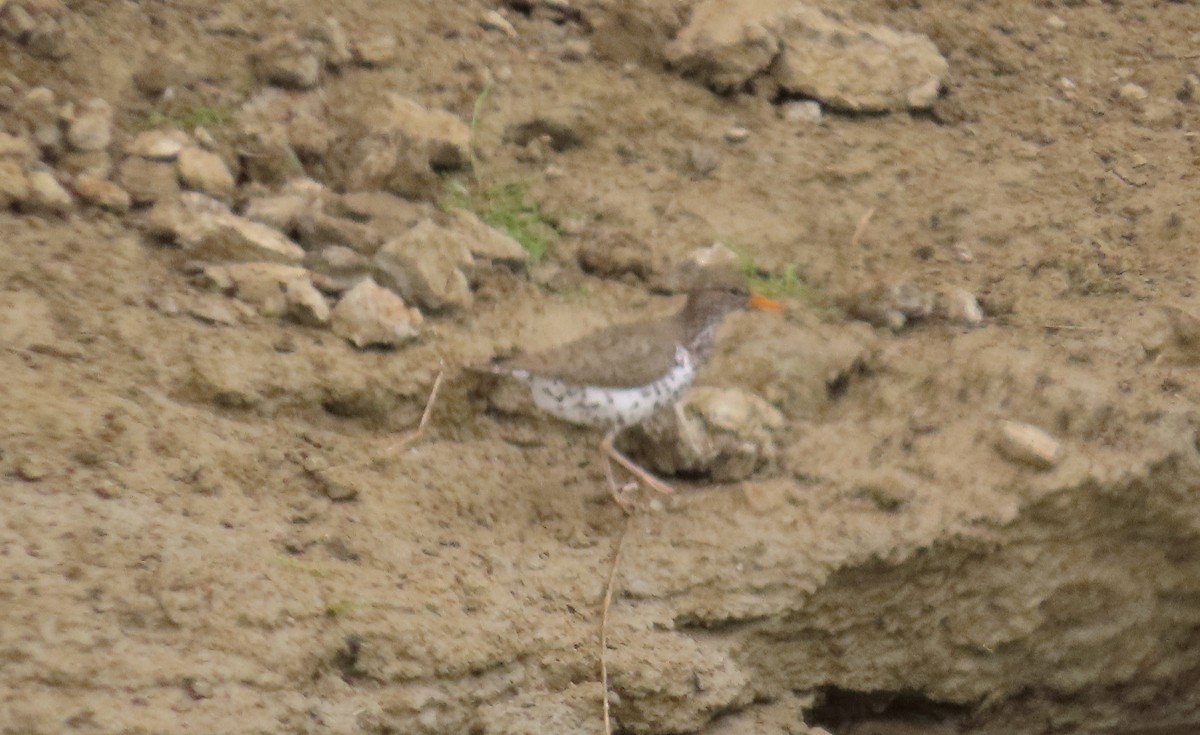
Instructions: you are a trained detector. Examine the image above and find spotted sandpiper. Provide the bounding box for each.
[487,271,783,506]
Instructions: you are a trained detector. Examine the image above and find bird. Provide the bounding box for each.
[484,268,783,508]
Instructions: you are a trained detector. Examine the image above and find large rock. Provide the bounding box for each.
[250,32,324,89]
[328,94,471,198]
[770,4,947,111]
[372,219,474,312]
[624,386,785,482]
[664,0,784,92]
[147,192,306,264]
[665,0,948,111]
[331,278,422,348]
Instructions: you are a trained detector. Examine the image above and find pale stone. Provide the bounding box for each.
[24,169,72,213]
[118,157,180,205]
[177,147,236,200]
[124,129,191,160]
[373,219,474,311]
[331,278,422,348]
[66,97,113,151]
[626,387,785,482]
[995,420,1063,470]
[147,192,305,264]
[0,160,30,207]
[72,174,131,213]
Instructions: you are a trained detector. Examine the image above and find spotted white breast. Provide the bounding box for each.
[510,345,697,428]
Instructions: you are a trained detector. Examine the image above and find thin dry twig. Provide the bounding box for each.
[850,206,877,249]
[601,514,632,735]
[317,368,445,478]
[383,368,446,455]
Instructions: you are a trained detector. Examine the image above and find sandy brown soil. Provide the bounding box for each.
[3,1,1200,734]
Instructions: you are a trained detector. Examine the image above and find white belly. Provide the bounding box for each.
[516,345,697,428]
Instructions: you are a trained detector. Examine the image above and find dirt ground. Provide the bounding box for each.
[4,1,1200,733]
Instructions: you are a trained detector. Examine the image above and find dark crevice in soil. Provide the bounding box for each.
[807,686,972,734]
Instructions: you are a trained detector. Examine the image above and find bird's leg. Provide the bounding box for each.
[600,428,676,498]
[601,453,638,514]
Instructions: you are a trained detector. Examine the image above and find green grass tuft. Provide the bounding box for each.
[729,245,810,300]
[442,178,559,262]
[481,182,558,262]
[141,103,232,131]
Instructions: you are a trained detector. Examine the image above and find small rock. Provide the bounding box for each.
[31,123,62,154]
[286,276,331,326]
[305,245,373,294]
[296,213,385,255]
[14,452,51,482]
[332,191,429,232]
[132,50,194,97]
[846,280,934,331]
[480,9,517,38]
[66,98,113,152]
[0,132,38,161]
[0,160,31,208]
[187,296,242,326]
[351,34,399,67]
[995,420,1063,470]
[1046,14,1067,31]
[124,129,190,160]
[250,32,324,89]
[24,169,73,214]
[781,100,822,122]
[183,677,214,701]
[177,147,236,201]
[725,126,750,144]
[625,387,784,482]
[119,157,180,206]
[193,126,217,150]
[560,39,590,62]
[332,94,472,195]
[1118,82,1149,103]
[243,192,313,232]
[382,94,472,169]
[445,208,528,264]
[317,471,358,501]
[940,287,984,327]
[373,219,474,311]
[331,278,422,348]
[58,150,112,179]
[72,174,131,213]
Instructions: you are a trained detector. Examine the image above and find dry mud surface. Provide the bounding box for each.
[3,1,1200,734]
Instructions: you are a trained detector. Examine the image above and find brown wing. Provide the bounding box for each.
[500,316,687,388]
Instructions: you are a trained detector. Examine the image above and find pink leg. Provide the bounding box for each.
[600,429,676,498]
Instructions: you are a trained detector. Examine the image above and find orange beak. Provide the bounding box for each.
[748,293,785,312]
